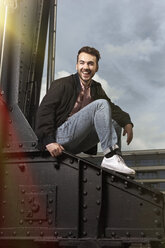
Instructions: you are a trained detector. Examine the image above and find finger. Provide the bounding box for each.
[123,129,126,136]
[127,134,133,145]
[60,145,64,150]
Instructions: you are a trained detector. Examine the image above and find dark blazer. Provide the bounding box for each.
[36,73,133,152]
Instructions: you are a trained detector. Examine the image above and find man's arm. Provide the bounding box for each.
[36,80,64,149]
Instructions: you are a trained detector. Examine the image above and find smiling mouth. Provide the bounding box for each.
[82,70,91,75]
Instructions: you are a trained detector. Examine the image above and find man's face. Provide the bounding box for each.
[76,52,98,85]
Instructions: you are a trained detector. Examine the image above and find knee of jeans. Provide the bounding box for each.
[95,99,111,110]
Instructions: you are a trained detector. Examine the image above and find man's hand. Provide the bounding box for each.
[123,124,133,145]
[46,142,64,157]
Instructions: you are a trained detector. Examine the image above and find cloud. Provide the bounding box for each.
[106,38,160,61]
[55,70,71,79]
[93,73,123,101]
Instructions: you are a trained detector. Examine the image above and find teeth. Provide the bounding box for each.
[83,72,89,74]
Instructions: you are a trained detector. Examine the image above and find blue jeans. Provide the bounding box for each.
[55,99,120,154]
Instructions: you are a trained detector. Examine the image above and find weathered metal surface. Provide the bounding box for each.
[0,151,165,247]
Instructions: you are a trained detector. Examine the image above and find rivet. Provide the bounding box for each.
[32,142,36,147]
[18,163,25,172]
[96,200,101,205]
[48,219,52,225]
[126,232,130,237]
[29,220,33,224]
[49,199,53,203]
[154,219,161,227]
[83,217,87,222]
[96,185,101,190]
[54,161,59,169]
[54,232,58,236]
[155,232,162,239]
[3,185,7,190]
[40,231,44,236]
[2,200,6,204]
[68,231,72,236]
[111,176,115,182]
[96,171,101,176]
[111,232,116,237]
[83,178,87,183]
[39,220,42,224]
[19,220,23,225]
[138,187,143,194]
[141,232,145,237]
[20,209,24,214]
[21,189,25,194]
[48,208,53,214]
[70,158,74,164]
[12,231,16,236]
[26,231,30,236]
[0,232,4,236]
[153,195,160,203]
[124,181,128,188]
[19,143,23,148]
[83,191,87,196]
[83,231,87,236]
[83,204,87,209]
[83,165,87,169]
[154,208,160,215]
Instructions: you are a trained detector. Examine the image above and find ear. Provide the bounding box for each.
[76,63,78,70]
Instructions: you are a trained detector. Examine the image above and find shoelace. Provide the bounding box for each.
[117,155,125,164]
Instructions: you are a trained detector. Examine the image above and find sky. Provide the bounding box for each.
[42,0,165,152]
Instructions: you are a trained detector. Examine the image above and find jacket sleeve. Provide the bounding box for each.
[35,81,64,149]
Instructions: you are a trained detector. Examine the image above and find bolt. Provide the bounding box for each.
[83,217,87,222]
[141,232,145,237]
[96,185,101,190]
[83,204,87,209]
[111,232,116,237]
[19,220,23,225]
[83,178,87,183]
[96,200,101,205]
[154,208,160,215]
[111,176,115,182]
[124,181,128,188]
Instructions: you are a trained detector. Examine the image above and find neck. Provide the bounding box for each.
[79,77,92,88]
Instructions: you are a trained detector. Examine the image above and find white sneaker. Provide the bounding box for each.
[101,154,135,175]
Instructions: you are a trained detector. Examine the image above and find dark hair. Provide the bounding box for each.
[77,46,101,64]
